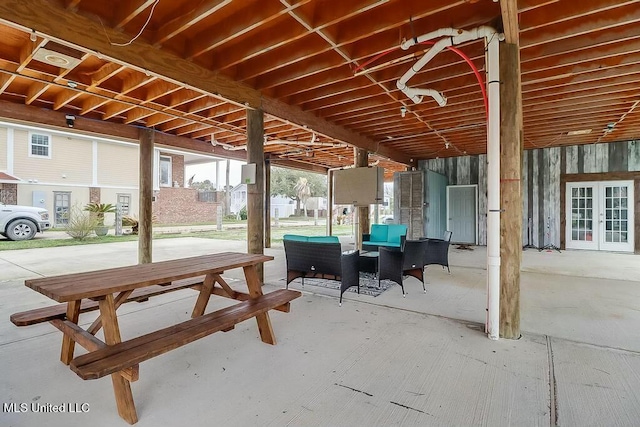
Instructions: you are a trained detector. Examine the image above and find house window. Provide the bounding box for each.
[29,133,51,158]
[159,156,172,187]
[117,193,131,215]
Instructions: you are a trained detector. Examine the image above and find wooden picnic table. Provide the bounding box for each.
[12,252,301,424]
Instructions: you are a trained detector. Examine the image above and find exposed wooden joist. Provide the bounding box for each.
[0,0,415,166]
[153,0,232,47]
[114,0,156,30]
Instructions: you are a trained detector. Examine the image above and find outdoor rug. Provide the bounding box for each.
[282,272,398,297]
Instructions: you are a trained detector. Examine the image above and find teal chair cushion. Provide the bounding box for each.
[387,224,407,244]
[283,234,309,242]
[370,224,388,242]
[307,236,340,243]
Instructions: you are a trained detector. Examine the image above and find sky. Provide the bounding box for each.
[185,159,244,188]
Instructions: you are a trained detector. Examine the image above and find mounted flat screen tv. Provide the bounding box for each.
[333,167,384,206]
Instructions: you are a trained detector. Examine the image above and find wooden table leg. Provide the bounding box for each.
[87,290,134,335]
[60,300,81,365]
[192,273,216,318]
[243,265,276,345]
[99,294,138,425]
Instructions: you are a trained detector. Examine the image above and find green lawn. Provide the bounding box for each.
[0,224,354,251]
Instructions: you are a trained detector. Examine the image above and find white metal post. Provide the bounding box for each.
[486,33,501,340]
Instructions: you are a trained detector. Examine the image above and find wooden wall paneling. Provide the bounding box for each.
[635,178,640,254]
[577,145,585,174]
[628,140,640,171]
[478,154,488,246]
[522,151,529,244]
[470,156,479,185]
[533,149,541,247]
[527,150,534,246]
[596,143,609,173]
[608,141,628,172]
[548,147,561,246]
[446,157,457,185]
[583,144,596,173]
[457,155,471,185]
[565,145,578,174]
[427,158,446,175]
[541,148,550,246]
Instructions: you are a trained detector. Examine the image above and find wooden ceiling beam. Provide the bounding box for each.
[89,62,125,86]
[0,0,415,166]
[24,81,48,104]
[53,88,82,110]
[185,2,298,60]
[520,2,640,48]
[65,0,82,11]
[114,0,156,30]
[102,102,135,120]
[0,0,261,106]
[124,107,155,124]
[153,0,232,47]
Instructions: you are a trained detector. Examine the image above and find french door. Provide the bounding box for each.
[566,181,634,252]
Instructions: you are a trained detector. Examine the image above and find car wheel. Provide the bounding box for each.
[6,219,37,241]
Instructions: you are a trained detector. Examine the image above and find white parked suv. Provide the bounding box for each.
[0,204,51,241]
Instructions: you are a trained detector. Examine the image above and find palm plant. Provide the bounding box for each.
[83,202,116,226]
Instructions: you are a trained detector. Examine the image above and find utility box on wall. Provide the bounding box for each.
[241,163,256,184]
[333,167,384,206]
[32,191,46,209]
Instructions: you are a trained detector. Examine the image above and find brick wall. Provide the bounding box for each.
[0,183,17,204]
[89,187,100,203]
[154,187,220,224]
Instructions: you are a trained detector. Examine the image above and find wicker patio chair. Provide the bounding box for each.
[421,230,452,273]
[378,239,428,295]
[283,239,360,306]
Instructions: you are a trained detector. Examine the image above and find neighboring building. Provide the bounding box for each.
[229,183,308,218]
[0,122,221,226]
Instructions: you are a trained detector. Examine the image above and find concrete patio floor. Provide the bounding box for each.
[1,238,640,426]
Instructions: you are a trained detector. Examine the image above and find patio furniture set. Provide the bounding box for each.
[283,225,453,304]
[8,227,452,424]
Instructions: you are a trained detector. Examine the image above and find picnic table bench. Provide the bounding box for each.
[10,252,301,425]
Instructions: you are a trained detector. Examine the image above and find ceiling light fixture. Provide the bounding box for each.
[566,129,592,136]
[30,30,37,42]
[65,115,75,128]
[67,81,78,89]
[400,106,407,117]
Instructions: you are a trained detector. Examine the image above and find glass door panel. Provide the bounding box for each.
[567,183,597,250]
[567,181,634,252]
[600,182,634,252]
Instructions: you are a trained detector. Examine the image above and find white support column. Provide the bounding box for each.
[92,140,98,186]
[6,127,13,175]
[486,33,501,340]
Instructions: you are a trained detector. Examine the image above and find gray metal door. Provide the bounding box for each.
[447,185,477,244]
[424,170,447,238]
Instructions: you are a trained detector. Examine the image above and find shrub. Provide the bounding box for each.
[122,215,158,235]
[239,205,248,220]
[65,205,98,240]
[83,202,116,226]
